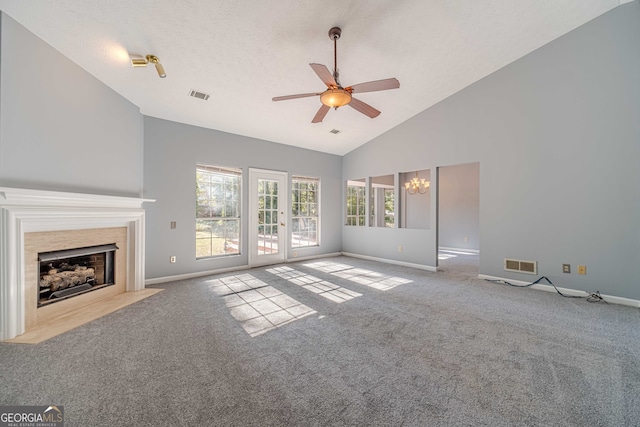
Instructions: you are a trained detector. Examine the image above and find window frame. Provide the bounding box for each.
[370,183,395,228]
[291,175,320,248]
[346,179,366,226]
[195,164,242,259]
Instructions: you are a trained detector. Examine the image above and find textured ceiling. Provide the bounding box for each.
[0,0,629,155]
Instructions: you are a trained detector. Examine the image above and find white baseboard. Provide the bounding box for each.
[478,274,640,308]
[439,247,480,254]
[145,265,252,285]
[286,252,342,263]
[146,252,344,285]
[341,252,437,272]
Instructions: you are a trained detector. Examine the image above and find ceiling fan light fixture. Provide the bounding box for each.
[320,88,352,108]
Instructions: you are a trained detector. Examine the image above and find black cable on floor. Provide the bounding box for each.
[485,276,607,303]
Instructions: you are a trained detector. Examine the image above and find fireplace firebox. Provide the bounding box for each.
[38,244,118,307]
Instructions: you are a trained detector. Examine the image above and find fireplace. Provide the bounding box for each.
[38,244,118,307]
[0,187,153,341]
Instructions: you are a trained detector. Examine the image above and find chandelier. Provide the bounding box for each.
[404,173,430,195]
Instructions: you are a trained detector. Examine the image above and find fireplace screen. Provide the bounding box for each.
[38,243,117,307]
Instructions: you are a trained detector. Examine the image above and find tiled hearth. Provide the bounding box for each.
[0,187,154,341]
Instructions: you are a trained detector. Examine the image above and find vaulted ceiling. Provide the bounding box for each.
[0,0,629,155]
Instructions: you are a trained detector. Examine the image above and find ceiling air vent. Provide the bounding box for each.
[329,129,341,134]
[504,258,537,275]
[189,89,210,101]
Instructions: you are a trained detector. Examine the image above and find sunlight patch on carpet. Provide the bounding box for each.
[304,261,412,291]
[301,261,354,273]
[439,249,478,260]
[207,274,315,337]
[266,266,362,303]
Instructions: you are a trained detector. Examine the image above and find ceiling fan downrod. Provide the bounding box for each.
[329,27,342,86]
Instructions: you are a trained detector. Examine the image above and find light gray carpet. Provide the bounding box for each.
[1,255,639,426]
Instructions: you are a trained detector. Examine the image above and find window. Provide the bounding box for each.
[257,178,280,255]
[369,174,395,228]
[196,165,241,258]
[383,188,395,227]
[346,179,366,226]
[291,176,319,248]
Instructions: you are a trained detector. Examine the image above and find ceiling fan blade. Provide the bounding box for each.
[310,63,337,88]
[311,104,331,123]
[347,78,400,94]
[272,93,320,102]
[348,97,381,119]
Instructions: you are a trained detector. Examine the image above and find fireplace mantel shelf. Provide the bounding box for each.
[0,187,155,208]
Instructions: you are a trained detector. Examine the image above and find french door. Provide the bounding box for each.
[249,168,287,267]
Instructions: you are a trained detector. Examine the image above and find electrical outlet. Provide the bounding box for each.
[578,265,586,275]
[170,256,176,263]
[562,264,571,274]
[292,251,298,258]
[398,245,403,253]
[170,221,176,229]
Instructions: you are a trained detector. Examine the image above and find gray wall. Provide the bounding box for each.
[0,13,143,197]
[343,2,640,299]
[438,163,479,251]
[143,117,342,280]
[0,12,341,282]
[2,4,639,300]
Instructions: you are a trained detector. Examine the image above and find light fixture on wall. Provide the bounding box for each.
[404,172,430,195]
[130,54,166,78]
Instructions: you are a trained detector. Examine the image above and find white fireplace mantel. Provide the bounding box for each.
[0,187,155,341]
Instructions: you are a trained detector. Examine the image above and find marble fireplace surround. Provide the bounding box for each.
[0,187,154,341]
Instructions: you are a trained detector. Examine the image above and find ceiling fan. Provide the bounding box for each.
[272,27,400,123]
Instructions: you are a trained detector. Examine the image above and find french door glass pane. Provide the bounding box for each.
[257,179,280,256]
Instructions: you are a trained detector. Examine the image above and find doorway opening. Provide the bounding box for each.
[437,162,480,276]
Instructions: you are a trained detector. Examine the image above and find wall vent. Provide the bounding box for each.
[329,129,341,134]
[189,89,210,101]
[504,258,537,275]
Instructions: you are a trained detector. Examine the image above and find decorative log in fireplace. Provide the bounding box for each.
[38,244,118,307]
[40,264,96,291]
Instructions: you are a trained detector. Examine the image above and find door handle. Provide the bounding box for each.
[280,223,285,226]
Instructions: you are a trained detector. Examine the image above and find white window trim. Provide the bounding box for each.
[195,164,243,259]
[291,175,320,249]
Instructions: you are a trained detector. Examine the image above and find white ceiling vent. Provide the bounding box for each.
[329,129,341,134]
[504,258,537,275]
[189,89,210,101]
